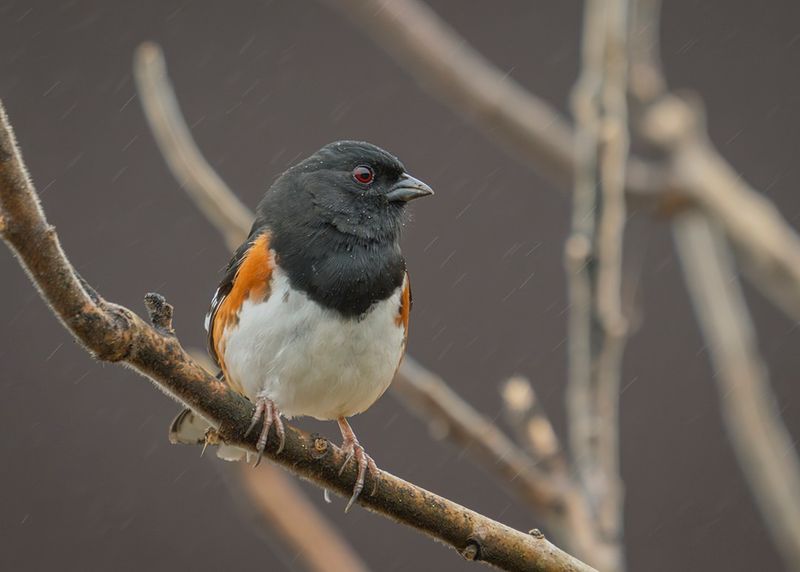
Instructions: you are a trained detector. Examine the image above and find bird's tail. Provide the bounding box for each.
[169,408,248,462]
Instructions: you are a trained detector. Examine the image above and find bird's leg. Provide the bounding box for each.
[245,390,285,466]
[337,417,379,512]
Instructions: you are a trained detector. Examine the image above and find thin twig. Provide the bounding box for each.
[395,358,563,510]
[0,100,595,572]
[566,0,604,524]
[673,212,800,571]
[594,0,630,545]
[133,42,251,252]
[500,376,566,474]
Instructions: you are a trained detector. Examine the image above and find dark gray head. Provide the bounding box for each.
[258,140,433,243]
[255,141,433,317]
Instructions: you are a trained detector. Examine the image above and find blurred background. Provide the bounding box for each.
[2,1,800,570]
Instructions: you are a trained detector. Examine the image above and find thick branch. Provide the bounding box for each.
[0,101,595,572]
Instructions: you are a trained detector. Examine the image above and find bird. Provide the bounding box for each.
[170,140,433,510]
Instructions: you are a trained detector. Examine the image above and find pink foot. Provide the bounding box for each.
[337,417,379,512]
[245,393,285,465]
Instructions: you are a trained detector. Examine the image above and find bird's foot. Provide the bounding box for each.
[337,417,379,512]
[245,393,285,465]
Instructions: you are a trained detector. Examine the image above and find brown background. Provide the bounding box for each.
[2,1,800,570]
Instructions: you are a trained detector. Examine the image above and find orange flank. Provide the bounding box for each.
[396,275,411,334]
[212,233,273,393]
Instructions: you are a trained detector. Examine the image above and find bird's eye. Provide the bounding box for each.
[352,165,374,185]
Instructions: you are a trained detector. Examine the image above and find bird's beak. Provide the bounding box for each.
[386,173,434,203]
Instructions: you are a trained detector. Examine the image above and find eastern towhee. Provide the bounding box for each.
[171,141,433,510]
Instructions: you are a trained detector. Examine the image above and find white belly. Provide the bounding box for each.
[222,270,405,420]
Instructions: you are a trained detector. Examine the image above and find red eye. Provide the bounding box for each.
[352,165,374,185]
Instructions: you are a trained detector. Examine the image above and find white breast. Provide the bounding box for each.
[221,269,405,420]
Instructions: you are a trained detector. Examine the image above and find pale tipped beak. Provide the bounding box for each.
[385,173,434,202]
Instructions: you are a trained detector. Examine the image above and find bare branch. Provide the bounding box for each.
[628,0,665,104]
[133,42,251,251]
[395,358,562,510]
[0,99,597,572]
[641,95,800,322]
[566,0,604,534]
[566,2,629,567]
[593,0,630,545]
[674,212,800,570]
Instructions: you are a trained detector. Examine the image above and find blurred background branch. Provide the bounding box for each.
[567,1,630,569]
[674,212,800,569]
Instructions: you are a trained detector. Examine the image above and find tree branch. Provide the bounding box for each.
[566,2,629,568]
[0,100,597,572]
[593,0,630,547]
[133,42,251,252]
[673,212,800,570]
[394,358,563,509]
[629,1,800,568]
[501,376,566,474]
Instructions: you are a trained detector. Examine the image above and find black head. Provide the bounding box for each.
[254,141,432,317]
[260,140,433,243]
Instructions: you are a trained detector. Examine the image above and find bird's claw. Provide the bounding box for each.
[339,437,379,512]
[245,394,285,466]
